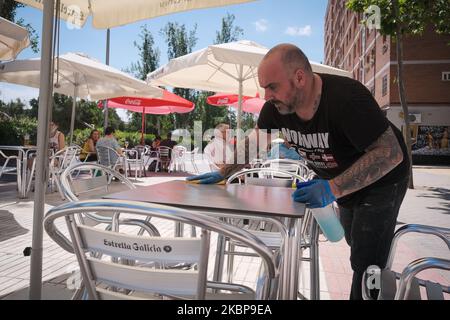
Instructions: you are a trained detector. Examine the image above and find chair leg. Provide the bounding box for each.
[226,242,236,283]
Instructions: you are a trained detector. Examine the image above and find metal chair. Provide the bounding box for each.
[44,199,280,300]
[169,145,187,172]
[27,146,80,199]
[0,149,19,182]
[123,148,145,179]
[59,163,158,234]
[260,159,311,180]
[157,146,172,172]
[362,224,450,300]
[96,145,127,179]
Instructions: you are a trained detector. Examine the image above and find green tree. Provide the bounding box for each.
[28,94,124,137]
[0,98,26,117]
[0,0,39,53]
[160,22,198,130]
[214,12,244,45]
[346,0,450,189]
[202,13,245,131]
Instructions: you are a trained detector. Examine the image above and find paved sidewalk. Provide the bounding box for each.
[319,166,450,299]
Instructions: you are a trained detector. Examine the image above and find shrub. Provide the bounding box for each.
[0,116,38,145]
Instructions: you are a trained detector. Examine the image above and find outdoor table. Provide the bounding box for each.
[105,179,314,300]
[0,145,37,198]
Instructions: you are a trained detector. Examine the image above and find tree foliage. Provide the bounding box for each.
[346,0,450,36]
[214,12,244,44]
[160,22,198,130]
[125,25,161,137]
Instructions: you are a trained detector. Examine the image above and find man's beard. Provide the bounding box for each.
[272,81,303,115]
[273,93,302,115]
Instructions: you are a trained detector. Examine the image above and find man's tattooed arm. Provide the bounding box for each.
[329,126,404,198]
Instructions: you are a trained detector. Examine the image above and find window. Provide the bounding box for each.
[442,72,450,81]
[382,75,388,96]
[370,86,375,96]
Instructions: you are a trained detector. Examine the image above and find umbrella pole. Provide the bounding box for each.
[69,75,79,145]
[236,66,244,157]
[29,0,54,300]
[103,29,110,130]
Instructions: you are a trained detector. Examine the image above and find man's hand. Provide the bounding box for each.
[292,180,336,208]
[186,171,224,184]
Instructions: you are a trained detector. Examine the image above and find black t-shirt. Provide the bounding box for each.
[257,73,409,205]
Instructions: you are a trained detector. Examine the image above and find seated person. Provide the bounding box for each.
[96,126,124,172]
[49,121,65,153]
[79,129,100,162]
[160,132,178,149]
[267,140,302,160]
[204,123,233,170]
[151,135,161,150]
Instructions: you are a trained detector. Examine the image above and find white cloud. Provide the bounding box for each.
[285,25,312,37]
[254,19,268,32]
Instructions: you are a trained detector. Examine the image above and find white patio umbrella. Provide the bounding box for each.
[147,40,351,133]
[16,0,256,28]
[0,52,162,143]
[15,0,256,299]
[0,17,30,61]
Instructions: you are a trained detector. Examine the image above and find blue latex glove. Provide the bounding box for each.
[185,171,224,184]
[292,179,336,208]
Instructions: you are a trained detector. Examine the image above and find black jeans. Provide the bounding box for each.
[338,177,409,300]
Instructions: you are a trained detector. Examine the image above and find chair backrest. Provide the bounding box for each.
[261,159,310,179]
[157,146,171,159]
[362,224,450,300]
[227,167,307,188]
[51,146,80,171]
[44,199,278,300]
[0,150,18,178]
[172,145,187,159]
[60,163,135,202]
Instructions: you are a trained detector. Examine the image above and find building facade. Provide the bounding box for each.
[324,0,450,162]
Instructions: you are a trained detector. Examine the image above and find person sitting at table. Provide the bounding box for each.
[96,126,124,173]
[79,129,100,162]
[151,135,161,150]
[160,132,178,149]
[204,123,233,170]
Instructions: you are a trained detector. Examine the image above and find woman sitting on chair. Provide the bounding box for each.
[80,129,100,162]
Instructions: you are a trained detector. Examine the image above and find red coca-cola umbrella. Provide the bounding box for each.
[206,92,265,115]
[99,90,194,144]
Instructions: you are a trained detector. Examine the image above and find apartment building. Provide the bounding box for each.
[324,0,450,162]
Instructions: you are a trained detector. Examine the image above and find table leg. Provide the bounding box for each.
[19,150,27,198]
[310,220,320,300]
[281,217,302,300]
[212,233,226,283]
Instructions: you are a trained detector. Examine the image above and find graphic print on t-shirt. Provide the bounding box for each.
[280,127,338,170]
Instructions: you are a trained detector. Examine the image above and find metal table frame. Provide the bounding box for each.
[105,180,320,300]
[0,145,37,198]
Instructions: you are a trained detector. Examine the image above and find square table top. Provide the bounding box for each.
[105,180,306,218]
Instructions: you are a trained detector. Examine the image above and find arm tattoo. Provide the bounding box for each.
[330,126,403,198]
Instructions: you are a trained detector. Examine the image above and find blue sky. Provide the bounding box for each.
[0,0,328,119]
